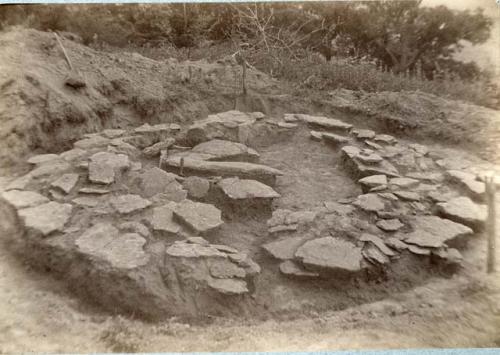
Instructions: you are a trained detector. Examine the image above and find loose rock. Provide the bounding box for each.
[173,200,223,234]
[295,237,363,273]
[51,173,79,194]
[436,196,487,229]
[18,201,73,236]
[110,194,152,214]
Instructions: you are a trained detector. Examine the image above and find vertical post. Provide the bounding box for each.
[486,176,496,273]
[179,157,185,177]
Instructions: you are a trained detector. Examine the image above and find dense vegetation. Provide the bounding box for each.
[1,2,498,108]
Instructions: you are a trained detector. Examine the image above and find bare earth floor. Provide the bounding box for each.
[0,242,499,353]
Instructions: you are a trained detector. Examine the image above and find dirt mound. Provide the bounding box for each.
[0,28,280,170]
[321,89,500,161]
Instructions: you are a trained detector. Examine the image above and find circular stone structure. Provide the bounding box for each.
[0,110,491,320]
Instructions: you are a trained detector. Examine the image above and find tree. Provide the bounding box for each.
[305,1,492,77]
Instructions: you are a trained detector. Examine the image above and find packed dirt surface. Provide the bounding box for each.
[1,27,500,353]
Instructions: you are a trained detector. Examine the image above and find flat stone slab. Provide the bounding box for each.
[341,146,399,178]
[394,190,421,201]
[321,132,350,145]
[279,260,319,278]
[406,172,443,183]
[359,234,397,257]
[295,237,363,273]
[72,196,101,207]
[149,203,181,234]
[2,190,49,209]
[446,170,485,199]
[385,237,410,251]
[263,236,308,260]
[139,167,185,198]
[164,157,283,184]
[186,110,261,143]
[27,154,60,165]
[310,130,323,141]
[51,173,79,194]
[88,152,130,184]
[74,136,110,150]
[408,245,431,256]
[173,200,223,234]
[142,138,175,158]
[353,193,386,213]
[166,241,227,258]
[353,129,376,140]
[208,278,248,295]
[355,152,383,164]
[294,114,353,131]
[436,196,487,229]
[29,160,71,178]
[208,259,246,278]
[389,177,419,188]
[218,177,280,200]
[362,244,390,265]
[119,221,150,237]
[267,209,317,233]
[190,139,260,162]
[135,123,170,134]
[60,148,88,162]
[78,187,110,195]
[359,175,387,189]
[110,194,152,214]
[183,176,210,199]
[373,134,397,145]
[76,223,149,269]
[101,129,126,139]
[402,216,473,248]
[18,201,73,236]
[376,219,404,232]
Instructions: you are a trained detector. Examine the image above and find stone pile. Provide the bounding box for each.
[0,109,493,318]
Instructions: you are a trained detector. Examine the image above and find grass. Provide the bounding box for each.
[98,40,499,110]
[272,55,500,109]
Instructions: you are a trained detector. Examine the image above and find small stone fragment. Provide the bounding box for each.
[51,173,79,194]
[279,260,319,278]
[353,129,376,140]
[353,193,385,213]
[119,221,150,237]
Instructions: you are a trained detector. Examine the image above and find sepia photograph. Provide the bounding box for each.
[0,0,499,353]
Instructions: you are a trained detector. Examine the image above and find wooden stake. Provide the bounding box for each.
[179,157,185,177]
[486,176,496,273]
[54,32,74,71]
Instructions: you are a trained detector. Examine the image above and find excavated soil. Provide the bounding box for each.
[1,27,500,352]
